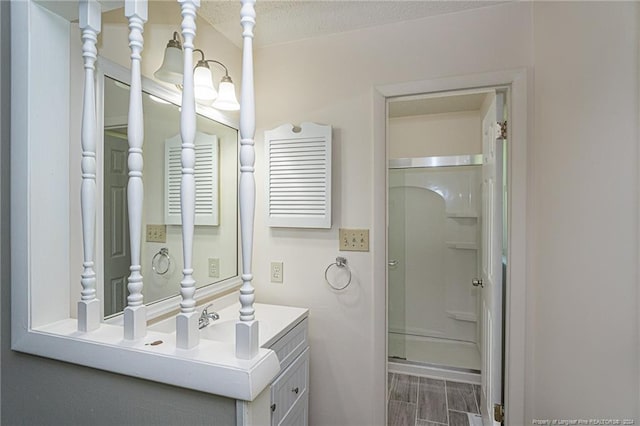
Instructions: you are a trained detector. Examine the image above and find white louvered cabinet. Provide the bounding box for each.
[265,123,332,229]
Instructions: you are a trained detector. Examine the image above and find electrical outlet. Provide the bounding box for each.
[270,262,283,283]
[146,224,166,243]
[339,228,370,252]
[208,258,220,278]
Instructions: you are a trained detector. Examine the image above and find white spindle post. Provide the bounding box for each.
[236,0,259,360]
[176,0,200,350]
[124,0,148,340]
[78,0,101,333]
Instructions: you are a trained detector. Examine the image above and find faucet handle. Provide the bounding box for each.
[201,303,213,315]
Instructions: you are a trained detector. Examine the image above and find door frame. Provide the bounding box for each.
[372,68,528,425]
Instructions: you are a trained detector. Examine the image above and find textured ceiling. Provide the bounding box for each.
[104,1,505,48]
[199,0,505,48]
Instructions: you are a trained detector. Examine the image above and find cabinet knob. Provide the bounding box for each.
[292,387,299,394]
[271,403,276,412]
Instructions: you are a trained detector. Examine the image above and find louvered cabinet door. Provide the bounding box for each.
[265,123,332,229]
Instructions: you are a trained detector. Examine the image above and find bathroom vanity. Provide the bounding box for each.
[149,296,310,426]
[245,305,309,426]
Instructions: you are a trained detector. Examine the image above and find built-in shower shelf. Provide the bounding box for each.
[446,211,478,219]
[446,310,478,322]
[445,242,478,250]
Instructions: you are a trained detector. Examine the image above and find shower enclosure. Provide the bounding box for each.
[388,155,482,373]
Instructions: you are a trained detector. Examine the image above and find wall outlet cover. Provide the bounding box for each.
[339,228,370,252]
[270,262,283,283]
[208,258,220,278]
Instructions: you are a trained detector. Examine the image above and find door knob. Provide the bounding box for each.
[472,278,484,288]
[388,260,399,267]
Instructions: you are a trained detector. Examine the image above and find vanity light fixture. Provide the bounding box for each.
[154,32,240,111]
[154,32,184,85]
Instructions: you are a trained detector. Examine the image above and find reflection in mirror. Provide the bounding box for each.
[103,76,238,318]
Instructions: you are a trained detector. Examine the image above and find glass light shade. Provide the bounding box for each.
[194,65,218,102]
[154,45,184,85]
[212,79,240,111]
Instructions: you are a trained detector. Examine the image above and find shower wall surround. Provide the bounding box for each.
[388,165,482,345]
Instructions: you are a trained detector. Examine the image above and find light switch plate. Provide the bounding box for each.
[146,224,166,243]
[339,228,369,252]
[270,262,283,283]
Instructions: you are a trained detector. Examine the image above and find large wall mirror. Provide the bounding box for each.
[99,59,239,318]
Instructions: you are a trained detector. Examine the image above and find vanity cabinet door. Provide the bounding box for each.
[279,394,308,426]
[270,318,308,371]
[270,347,309,426]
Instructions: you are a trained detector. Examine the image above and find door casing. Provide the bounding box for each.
[372,69,528,425]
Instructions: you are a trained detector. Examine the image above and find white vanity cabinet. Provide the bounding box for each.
[233,305,309,426]
[268,318,309,426]
[267,318,309,426]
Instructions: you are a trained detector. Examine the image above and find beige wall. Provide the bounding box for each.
[389,111,482,159]
[531,1,639,420]
[253,1,639,424]
[253,2,533,425]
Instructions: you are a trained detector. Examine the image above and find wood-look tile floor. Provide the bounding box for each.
[387,373,483,426]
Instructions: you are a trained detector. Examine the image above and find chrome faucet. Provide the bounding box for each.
[198,304,220,329]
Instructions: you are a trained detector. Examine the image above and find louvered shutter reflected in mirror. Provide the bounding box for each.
[164,132,219,226]
[265,123,332,228]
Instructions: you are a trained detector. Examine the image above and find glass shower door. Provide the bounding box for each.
[387,170,407,360]
[387,162,483,370]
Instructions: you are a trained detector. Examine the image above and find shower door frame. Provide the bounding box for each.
[372,69,528,425]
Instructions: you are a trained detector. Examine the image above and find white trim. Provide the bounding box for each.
[388,361,481,385]
[374,68,528,425]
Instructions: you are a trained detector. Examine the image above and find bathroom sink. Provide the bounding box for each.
[199,318,237,341]
[148,313,242,343]
[148,302,302,347]
[199,316,271,343]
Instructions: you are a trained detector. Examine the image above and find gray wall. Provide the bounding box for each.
[0,3,235,425]
[0,0,8,422]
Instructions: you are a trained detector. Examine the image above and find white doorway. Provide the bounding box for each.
[386,88,506,425]
[374,69,528,426]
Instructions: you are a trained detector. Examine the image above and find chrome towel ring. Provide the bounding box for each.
[152,247,171,275]
[324,256,352,290]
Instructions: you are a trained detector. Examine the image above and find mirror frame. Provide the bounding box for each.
[95,57,242,322]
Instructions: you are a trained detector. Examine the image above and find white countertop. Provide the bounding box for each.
[34,297,308,402]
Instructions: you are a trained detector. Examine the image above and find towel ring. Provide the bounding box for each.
[152,248,171,275]
[324,256,352,290]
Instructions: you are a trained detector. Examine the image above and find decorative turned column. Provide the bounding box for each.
[236,0,259,360]
[176,0,200,350]
[123,0,148,340]
[77,0,101,333]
